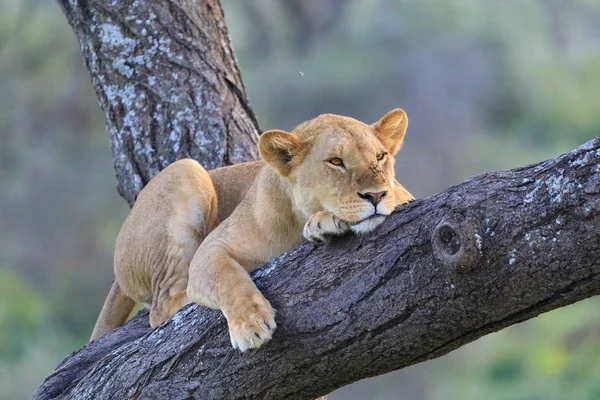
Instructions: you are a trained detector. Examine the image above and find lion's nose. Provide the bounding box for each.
[358,190,387,206]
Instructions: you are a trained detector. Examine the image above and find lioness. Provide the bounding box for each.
[91,109,414,352]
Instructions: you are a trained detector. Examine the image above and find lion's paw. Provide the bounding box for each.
[226,294,276,352]
[303,211,349,242]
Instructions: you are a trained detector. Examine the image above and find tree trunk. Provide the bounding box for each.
[33,138,600,400]
[56,0,260,206]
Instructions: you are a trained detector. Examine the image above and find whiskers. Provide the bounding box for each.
[334,198,394,223]
[333,201,374,223]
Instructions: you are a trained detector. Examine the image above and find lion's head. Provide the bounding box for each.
[259,109,408,234]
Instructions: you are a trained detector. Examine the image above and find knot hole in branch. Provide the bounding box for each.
[432,216,480,273]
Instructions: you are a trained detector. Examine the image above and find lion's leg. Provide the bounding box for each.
[149,216,220,329]
[187,246,276,352]
[148,164,221,329]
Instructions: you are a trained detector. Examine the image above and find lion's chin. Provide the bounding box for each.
[348,214,387,235]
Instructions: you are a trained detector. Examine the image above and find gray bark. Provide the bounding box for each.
[33,138,600,400]
[57,0,260,206]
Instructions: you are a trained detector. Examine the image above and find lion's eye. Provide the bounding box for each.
[376,153,386,161]
[328,158,344,167]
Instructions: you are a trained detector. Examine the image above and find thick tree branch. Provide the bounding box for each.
[34,138,600,400]
[57,0,260,205]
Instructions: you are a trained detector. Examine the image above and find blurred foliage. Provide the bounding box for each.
[228,0,600,149]
[0,267,46,361]
[0,0,599,398]
[446,298,600,400]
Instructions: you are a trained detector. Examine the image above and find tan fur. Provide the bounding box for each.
[90,109,415,353]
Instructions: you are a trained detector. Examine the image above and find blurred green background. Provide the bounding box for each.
[0,0,599,398]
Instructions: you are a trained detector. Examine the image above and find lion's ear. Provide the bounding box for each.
[259,129,307,177]
[372,108,408,155]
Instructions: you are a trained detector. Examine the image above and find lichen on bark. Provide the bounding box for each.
[57,0,260,206]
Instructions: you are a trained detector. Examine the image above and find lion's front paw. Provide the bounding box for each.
[303,211,350,242]
[225,293,276,352]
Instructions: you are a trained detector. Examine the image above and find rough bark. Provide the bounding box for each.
[57,0,260,206]
[33,138,600,400]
